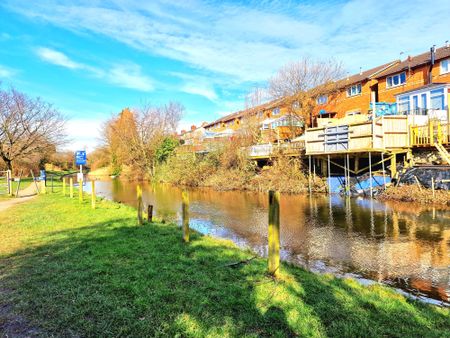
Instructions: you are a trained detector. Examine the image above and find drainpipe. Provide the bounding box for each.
[429,45,436,85]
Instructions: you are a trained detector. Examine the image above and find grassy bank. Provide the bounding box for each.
[156,152,325,194]
[0,193,449,337]
[379,185,450,206]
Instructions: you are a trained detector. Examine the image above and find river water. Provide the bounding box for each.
[84,179,450,305]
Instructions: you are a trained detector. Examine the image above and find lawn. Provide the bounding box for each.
[0,191,448,337]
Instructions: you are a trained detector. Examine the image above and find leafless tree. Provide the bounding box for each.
[0,87,66,171]
[269,57,345,126]
[104,101,184,177]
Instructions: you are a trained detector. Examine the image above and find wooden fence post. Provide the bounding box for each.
[6,170,12,196]
[182,191,189,242]
[69,177,74,198]
[62,177,66,196]
[268,190,280,277]
[137,185,143,225]
[147,205,153,222]
[78,178,83,202]
[431,177,435,200]
[91,180,96,209]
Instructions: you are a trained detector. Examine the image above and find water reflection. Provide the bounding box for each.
[86,179,450,305]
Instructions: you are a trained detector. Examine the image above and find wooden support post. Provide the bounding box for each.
[15,170,23,197]
[69,177,74,198]
[390,155,397,179]
[431,177,435,199]
[308,155,312,194]
[78,178,83,202]
[147,205,153,222]
[346,154,350,195]
[369,152,373,197]
[137,185,143,225]
[51,175,54,193]
[327,155,331,194]
[182,190,189,242]
[91,180,96,209]
[268,190,280,277]
[381,152,387,190]
[354,156,359,173]
[62,177,66,196]
[409,125,414,146]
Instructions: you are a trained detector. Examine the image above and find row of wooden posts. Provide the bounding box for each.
[61,177,97,209]
[136,185,281,277]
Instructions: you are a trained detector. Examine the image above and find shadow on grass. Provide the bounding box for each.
[1,217,448,337]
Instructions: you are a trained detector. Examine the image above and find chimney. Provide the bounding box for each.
[190,125,196,131]
[445,40,449,48]
[429,45,436,84]
[359,67,362,75]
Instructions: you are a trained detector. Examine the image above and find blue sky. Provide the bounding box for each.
[0,0,449,150]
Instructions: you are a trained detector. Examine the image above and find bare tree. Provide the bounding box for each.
[0,87,66,171]
[269,57,345,126]
[104,101,184,177]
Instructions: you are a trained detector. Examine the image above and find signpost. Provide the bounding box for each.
[75,150,87,183]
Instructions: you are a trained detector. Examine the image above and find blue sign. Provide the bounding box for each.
[75,150,87,165]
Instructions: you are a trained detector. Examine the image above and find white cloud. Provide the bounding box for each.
[35,46,154,92]
[36,47,83,69]
[180,84,217,101]
[108,64,154,92]
[64,118,103,152]
[7,0,450,84]
[0,64,16,78]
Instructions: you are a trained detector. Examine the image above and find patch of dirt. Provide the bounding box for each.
[0,196,36,213]
[0,288,41,337]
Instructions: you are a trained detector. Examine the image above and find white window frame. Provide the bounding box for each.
[386,72,406,88]
[346,83,362,97]
[316,95,328,105]
[440,59,450,75]
[346,110,361,116]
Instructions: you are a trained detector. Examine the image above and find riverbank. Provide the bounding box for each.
[379,185,450,206]
[1,193,448,336]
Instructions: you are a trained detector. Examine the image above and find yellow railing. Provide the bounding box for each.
[410,121,450,146]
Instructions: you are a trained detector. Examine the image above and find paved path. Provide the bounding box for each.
[0,184,38,212]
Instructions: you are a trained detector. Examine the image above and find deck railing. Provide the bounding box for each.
[247,141,305,158]
[410,121,450,146]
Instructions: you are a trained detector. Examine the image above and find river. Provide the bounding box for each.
[84,179,450,306]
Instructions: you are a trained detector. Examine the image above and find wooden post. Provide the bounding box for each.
[429,120,434,145]
[91,180,96,209]
[268,190,280,277]
[51,175,54,193]
[6,170,12,196]
[390,154,397,179]
[15,170,23,197]
[30,170,40,194]
[62,177,66,196]
[354,156,359,173]
[381,152,387,190]
[69,177,74,198]
[308,155,312,194]
[182,191,189,242]
[137,185,143,225]
[327,154,331,194]
[147,205,153,222]
[78,178,83,202]
[369,152,373,197]
[431,177,435,199]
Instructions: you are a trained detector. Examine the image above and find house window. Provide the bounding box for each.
[257,111,263,118]
[441,59,450,74]
[430,88,444,110]
[398,96,410,113]
[387,72,406,88]
[346,83,362,97]
[421,93,427,109]
[272,107,280,115]
[317,95,328,105]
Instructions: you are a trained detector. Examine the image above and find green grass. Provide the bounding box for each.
[0,192,449,337]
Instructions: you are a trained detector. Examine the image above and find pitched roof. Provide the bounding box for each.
[374,45,450,78]
[203,97,285,128]
[336,60,399,88]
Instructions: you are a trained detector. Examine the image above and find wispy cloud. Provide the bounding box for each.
[36,47,83,69]
[6,0,450,84]
[35,46,154,92]
[0,64,17,78]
